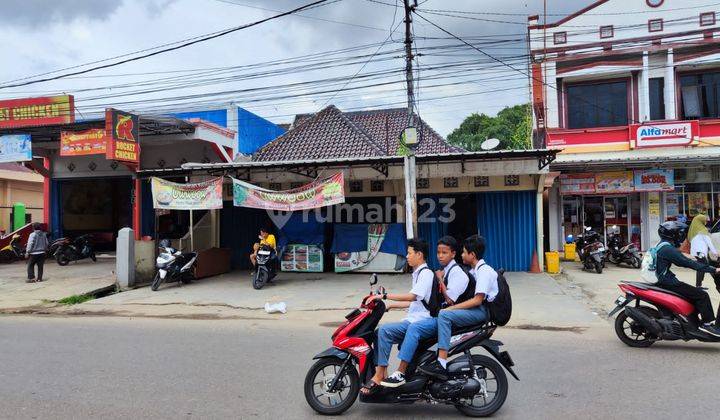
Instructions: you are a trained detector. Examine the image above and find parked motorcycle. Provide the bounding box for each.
[575,226,606,274]
[46,237,67,259]
[606,227,642,268]
[54,234,96,266]
[609,281,720,347]
[0,234,25,264]
[304,274,518,417]
[252,244,277,290]
[151,240,197,291]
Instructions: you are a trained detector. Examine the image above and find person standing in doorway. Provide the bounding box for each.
[26,223,49,283]
[689,214,719,289]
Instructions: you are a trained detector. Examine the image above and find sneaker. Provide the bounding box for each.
[380,371,405,388]
[418,360,448,380]
[699,324,720,337]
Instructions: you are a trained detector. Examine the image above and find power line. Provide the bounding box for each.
[0,0,337,90]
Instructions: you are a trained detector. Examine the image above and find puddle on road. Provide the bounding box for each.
[508,324,587,334]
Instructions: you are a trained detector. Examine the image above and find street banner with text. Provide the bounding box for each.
[232,172,345,211]
[60,129,107,156]
[151,177,223,210]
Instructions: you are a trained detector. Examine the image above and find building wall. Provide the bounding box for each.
[0,178,44,234]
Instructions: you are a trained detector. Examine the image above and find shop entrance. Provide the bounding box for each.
[562,194,642,248]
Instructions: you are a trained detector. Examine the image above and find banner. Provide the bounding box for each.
[335,224,387,273]
[60,129,107,156]
[634,169,674,192]
[232,172,345,211]
[281,244,323,272]
[0,95,74,129]
[105,108,140,163]
[559,173,595,195]
[595,171,633,194]
[0,134,32,163]
[151,177,223,210]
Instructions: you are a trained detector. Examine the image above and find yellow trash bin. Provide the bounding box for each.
[545,251,560,274]
[563,243,577,261]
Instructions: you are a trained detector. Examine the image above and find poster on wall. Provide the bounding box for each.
[0,134,32,163]
[559,173,595,195]
[105,108,140,164]
[688,193,709,217]
[335,224,387,273]
[634,169,674,192]
[60,129,107,156]
[232,172,345,211]
[280,244,323,272]
[151,177,223,210]
[0,95,74,129]
[595,171,634,194]
[665,194,680,218]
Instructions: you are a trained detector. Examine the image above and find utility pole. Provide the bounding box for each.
[402,0,418,240]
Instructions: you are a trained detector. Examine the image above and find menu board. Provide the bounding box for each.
[281,244,323,272]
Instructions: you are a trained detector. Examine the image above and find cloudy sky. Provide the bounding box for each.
[0,0,585,136]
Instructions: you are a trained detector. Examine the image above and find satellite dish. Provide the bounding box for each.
[480,138,500,151]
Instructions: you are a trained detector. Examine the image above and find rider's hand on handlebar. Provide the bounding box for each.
[715,267,720,274]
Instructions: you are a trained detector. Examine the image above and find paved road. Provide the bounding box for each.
[1,315,719,420]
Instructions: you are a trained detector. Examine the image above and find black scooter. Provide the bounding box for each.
[252,244,277,290]
[606,228,642,268]
[55,234,96,266]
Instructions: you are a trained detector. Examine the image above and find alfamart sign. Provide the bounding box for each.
[632,121,697,148]
[232,172,345,211]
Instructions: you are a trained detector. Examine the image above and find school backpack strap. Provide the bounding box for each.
[418,266,441,316]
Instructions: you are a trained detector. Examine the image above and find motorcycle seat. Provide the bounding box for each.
[621,281,686,299]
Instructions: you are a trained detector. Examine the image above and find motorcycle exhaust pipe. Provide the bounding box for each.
[624,307,662,336]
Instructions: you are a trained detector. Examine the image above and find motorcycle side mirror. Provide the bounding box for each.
[370,273,378,286]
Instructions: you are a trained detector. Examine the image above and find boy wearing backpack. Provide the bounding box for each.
[377,236,471,388]
[420,234,498,379]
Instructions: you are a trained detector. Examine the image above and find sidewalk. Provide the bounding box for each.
[0,257,116,311]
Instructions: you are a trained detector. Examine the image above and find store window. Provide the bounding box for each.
[562,196,582,239]
[649,77,665,120]
[680,71,720,119]
[674,183,713,219]
[566,80,629,129]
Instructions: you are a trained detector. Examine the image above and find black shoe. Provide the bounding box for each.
[380,371,405,388]
[699,324,720,337]
[418,360,448,379]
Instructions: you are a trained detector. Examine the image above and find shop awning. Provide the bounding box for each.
[551,146,720,171]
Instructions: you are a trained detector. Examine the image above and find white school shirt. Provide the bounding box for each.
[473,259,499,302]
[404,263,434,323]
[443,260,470,303]
[690,234,718,258]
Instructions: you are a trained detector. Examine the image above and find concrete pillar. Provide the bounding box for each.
[132,179,142,240]
[665,49,677,120]
[544,61,559,128]
[536,174,546,270]
[117,227,135,289]
[641,52,651,122]
[548,182,561,252]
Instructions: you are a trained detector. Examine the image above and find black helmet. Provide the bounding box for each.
[658,221,688,247]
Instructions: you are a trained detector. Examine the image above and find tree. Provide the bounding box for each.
[447,104,531,151]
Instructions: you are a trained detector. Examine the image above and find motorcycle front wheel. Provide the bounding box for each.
[631,256,641,269]
[594,260,603,274]
[252,269,268,290]
[56,251,71,266]
[455,355,509,417]
[151,273,164,291]
[304,358,359,416]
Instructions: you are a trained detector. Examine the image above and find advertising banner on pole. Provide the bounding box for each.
[335,224,387,273]
[151,177,223,210]
[0,95,74,129]
[633,169,674,192]
[0,134,32,163]
[105,108,140,164]
[232,172,345,211]
[595,171,634,194]
[60,129,107,156]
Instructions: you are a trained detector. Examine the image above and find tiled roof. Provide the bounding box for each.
[253,106,461,161]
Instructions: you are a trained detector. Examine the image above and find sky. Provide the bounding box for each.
[0,0,586,136]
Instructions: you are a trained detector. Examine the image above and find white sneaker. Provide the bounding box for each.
[380,371,406,388]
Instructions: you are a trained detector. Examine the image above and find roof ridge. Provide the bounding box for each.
[332,108,386,155]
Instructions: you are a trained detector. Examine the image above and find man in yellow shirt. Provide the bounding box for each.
[250,227,276,268]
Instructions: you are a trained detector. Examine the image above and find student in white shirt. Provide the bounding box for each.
[360,239,434,395]
[688,214,720,289]
[419,234,497,379]
[377,236,470,388]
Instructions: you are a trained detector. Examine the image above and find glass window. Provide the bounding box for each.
[649,77,665,120]
[566,80,629,128]
[680,72,720,119]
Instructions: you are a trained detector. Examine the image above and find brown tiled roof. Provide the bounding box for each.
[253,106,461,161]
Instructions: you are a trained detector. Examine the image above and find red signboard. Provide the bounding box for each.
[105,108,140,164]
[0,95,75,129]
[60,129,107,156]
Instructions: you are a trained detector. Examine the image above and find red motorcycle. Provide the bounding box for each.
[304,274,518,417]
[609,281,720,347]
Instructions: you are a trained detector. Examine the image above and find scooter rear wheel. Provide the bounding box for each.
[304,358,359,416]
[455,355,509,417]
[614,307,659,347]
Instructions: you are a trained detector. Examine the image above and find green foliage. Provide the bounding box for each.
[57,294,94,305]
[447,104,532,151]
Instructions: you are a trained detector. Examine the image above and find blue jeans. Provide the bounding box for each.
[376,321,409,367]
[398,318,438,363]
[437,306,488,351]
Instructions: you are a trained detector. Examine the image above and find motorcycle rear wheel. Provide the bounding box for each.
[455,355,509,417]
[304,358,359,416]
[614,307,659,348]
[151,273,164,291]
[253,269,268,290]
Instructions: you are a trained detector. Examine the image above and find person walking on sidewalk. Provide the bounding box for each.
[688,214,719,289]
[26,223,48,283]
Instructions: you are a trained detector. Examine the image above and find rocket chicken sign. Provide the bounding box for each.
[105,108,140,164]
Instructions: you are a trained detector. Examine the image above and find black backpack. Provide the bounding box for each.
[418,267,443,317]
[486,268,512,326]
[445,263,477,305]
